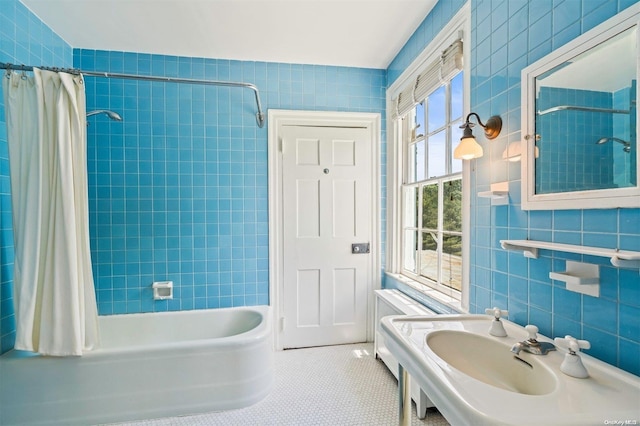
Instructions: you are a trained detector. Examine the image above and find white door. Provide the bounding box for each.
[281,125,372,349]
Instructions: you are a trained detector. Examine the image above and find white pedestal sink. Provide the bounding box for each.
[380,314,640,426]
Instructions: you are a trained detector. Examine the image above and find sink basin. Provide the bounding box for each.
[380,314,640,426]
[426,330,556,395]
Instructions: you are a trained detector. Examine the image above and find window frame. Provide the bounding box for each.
[385,4,471,311]
[400,73,464,299]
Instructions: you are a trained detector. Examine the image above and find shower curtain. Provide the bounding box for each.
[2,68,99,356]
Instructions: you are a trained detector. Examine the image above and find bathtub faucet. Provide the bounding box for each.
[510,325,556,356]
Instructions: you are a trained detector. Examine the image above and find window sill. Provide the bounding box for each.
[383,272,465,314]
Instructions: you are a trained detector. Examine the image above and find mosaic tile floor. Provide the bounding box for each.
[110,343,449,426]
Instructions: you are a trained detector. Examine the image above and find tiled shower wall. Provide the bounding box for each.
[77,51,387,314]
[0,1,385,349]
[0,0,73,354]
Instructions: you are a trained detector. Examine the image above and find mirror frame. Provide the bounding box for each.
[521,3,640,210]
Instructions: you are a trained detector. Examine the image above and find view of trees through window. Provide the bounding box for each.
[416,179,462,291]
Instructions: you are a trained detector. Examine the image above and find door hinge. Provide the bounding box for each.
[280,317,285,331]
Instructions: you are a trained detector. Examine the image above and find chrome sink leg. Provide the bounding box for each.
[398,364,411,426]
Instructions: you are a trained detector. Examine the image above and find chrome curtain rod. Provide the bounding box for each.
[1,61,265,127]
[537,105,630,116]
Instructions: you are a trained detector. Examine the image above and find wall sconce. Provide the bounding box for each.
[454,112,502,160]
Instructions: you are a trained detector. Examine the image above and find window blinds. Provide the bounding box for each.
[392,39,463,119]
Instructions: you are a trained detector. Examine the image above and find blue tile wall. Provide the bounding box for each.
[77,50,386,315]
[384,0,640,376]
[0,0,73,354]
[467,0,640,375]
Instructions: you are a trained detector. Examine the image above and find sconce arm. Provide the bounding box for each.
[463,112,502,140]
[464,112,484,128]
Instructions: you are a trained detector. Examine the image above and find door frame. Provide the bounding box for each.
[268,109,381,350]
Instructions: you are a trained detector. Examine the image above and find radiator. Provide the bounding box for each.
[374,289,436,419]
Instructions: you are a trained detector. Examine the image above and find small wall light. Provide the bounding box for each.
[454,112,502,160]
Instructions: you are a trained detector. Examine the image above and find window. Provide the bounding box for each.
[400,71,465,298]
[387,6,470,307]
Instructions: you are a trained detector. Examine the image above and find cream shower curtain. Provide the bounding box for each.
[2,68,99,356]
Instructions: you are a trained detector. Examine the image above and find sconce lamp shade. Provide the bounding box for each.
[453,113,502,160]
[454,130,484,160]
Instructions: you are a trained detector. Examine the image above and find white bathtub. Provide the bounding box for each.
[0,305,274,426]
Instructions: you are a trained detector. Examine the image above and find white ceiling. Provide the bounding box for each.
[20,0,438,69]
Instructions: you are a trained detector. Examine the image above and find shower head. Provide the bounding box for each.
[86,110,122,121]
[596,137,631,153]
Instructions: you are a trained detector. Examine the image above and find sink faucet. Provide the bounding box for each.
[510,325,556,355]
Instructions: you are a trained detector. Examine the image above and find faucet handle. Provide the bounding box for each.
[485,307,509,337]
[485,307,508,320]
[554,336,590,379]
[525,325,539,341]
[554,335,590,353]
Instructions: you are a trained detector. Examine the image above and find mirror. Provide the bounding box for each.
[521,5,640,210]
[536,28,636,194]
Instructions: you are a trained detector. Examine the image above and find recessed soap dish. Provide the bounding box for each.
[152,281,173,300]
